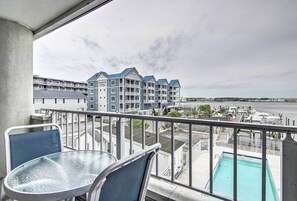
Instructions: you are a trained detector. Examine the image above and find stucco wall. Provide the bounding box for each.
[0,19,33,177]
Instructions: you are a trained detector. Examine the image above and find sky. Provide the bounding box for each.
[33,0,297,98]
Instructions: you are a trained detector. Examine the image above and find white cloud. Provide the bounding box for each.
[33,0,297,97]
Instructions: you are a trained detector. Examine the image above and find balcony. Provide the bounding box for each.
[41,108,297,201]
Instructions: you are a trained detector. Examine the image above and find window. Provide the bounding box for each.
[90,104,94,109]
[63,99,65,104]
[90,82,94,87]
[90,89,94,94]
[42,98,45,104]
[111,96,116,102]
[78,99,80,103]
[111,88,116,94]
[111,105,116,110]
[84,99,86,103]
[90,97,94,101]
[55,98,57,104]
[110,80,116,86]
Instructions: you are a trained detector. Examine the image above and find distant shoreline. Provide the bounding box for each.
[182,99,297,103]
[180,101,297,124]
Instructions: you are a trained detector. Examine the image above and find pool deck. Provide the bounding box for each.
[177,145,280,200]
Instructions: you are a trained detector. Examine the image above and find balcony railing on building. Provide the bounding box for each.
[41,108,297,201]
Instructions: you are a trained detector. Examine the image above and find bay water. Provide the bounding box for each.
[181,101,297,125]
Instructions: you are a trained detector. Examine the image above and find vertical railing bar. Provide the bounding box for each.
[262,130,267,201]
[156,120,159,176]
[116,117,122,159]
[55,111,58,124]
[100,116,103,151]
[60,112,64,145]
[77,114,80,151]
[109,116,112,153]
[130,118,133,155]
[189,123,193,187]
[171,121,175,182]
[66,113,68,147]
[85,114,87,150]
[233,128,238,201]
[209,125,213,193]
[50,112,54,124]
[72,113,74,149]
[92,115,95,150]
[142,119,145,149]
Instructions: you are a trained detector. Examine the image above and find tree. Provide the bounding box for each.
[166,110,182,118]
[219,106,227,114]
[127,119,149,130]
[191,106,198,118]
[198,104,213,117]
[183,108,191,118]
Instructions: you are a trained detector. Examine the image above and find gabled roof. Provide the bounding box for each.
[88,67,143,81]
[103,125,185,154]
[157,79,168,85]
[143,75,156,82]
[169,79,181,87]
[107,67,135,79]
[87,71,109,81]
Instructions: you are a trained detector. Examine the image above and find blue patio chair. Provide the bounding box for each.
[0,123,63,200]
[87,143,161,201]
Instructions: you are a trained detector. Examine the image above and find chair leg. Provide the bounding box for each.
[0,179,5,201]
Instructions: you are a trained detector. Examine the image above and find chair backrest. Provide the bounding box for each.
[88,143,161,201]
[4,123,63,173]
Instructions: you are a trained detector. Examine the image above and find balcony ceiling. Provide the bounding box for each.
[0,0,112,40]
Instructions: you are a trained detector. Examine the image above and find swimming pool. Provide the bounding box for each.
[212,152,279,201]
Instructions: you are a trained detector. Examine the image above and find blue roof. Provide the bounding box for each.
[143,75,156,82]
[157,79,168,85]
[169,79,180,87]
[87,71,109,81]
[88,72,99,81]
[88,67,141,80]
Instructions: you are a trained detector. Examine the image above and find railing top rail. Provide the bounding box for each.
[42,108,297,133]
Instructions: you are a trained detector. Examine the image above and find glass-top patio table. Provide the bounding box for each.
[4,150,117,201]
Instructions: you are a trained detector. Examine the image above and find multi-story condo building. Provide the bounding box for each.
[87,68,143,113]
[87,67,181,113]
[168,80,181,106]
[156,79,169,109]
[33,75,87,94]
[143,75,157,110]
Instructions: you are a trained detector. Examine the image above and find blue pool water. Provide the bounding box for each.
[212,153,279,201]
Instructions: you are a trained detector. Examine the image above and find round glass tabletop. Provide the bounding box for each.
[4,150,117,200]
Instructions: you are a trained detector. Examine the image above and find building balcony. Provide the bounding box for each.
[125,83,139,88]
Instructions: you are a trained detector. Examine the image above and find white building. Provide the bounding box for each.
[33,90,87,113]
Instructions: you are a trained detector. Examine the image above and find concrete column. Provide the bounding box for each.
[281,133,297,201]
[0,19,33,177]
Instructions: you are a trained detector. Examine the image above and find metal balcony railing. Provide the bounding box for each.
[42,108,297,201]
